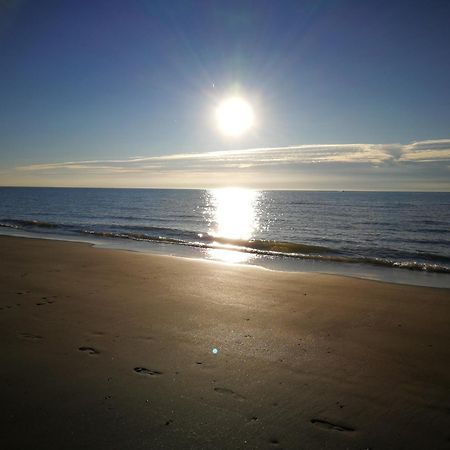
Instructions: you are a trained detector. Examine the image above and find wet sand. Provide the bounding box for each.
[1,235,449,449]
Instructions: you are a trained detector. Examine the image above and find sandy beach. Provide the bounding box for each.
[1,235,449,449]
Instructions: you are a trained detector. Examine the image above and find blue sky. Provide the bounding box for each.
[1,0,449,189]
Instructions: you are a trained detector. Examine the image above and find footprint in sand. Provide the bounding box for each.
[133,335,153,341]
[90,331,106,336]
[78,346,100,355]
[36,297,56,306]
[134,367,162,376]
[213,387,246,401]
[311,418,354,432]
[20,333,43,340]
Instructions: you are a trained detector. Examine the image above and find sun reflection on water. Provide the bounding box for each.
[205,188,260,263]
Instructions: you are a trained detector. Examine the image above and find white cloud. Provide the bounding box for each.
[399,139,450,162]
[5,138,448,190]
[15,139,450,174]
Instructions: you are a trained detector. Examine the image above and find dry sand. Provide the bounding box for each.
[1,236,449,449]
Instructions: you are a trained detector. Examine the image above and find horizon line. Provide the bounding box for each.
[1,185,449,193]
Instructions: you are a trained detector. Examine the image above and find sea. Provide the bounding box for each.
[0,187,449,288]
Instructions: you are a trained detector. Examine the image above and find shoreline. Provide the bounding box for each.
[1,235,450,449]
[1,229,449,289]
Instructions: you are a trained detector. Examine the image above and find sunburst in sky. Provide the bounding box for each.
[215,97,255,137]
[0,1,449,189]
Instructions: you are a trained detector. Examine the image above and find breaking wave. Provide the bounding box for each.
[1,218,449,274]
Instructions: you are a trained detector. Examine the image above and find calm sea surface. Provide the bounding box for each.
[1,187,449,288]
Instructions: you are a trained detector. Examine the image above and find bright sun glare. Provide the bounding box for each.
[205,188,260,264]
[215,97,255,137]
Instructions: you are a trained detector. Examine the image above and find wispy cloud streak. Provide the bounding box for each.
[399,139,450,162]
[16,139,450,174]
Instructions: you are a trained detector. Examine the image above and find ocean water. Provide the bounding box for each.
[0,187,449,288]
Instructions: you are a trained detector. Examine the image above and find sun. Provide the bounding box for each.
[215,97,255,137]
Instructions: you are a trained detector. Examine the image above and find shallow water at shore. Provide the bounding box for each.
[0,187,449,287]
